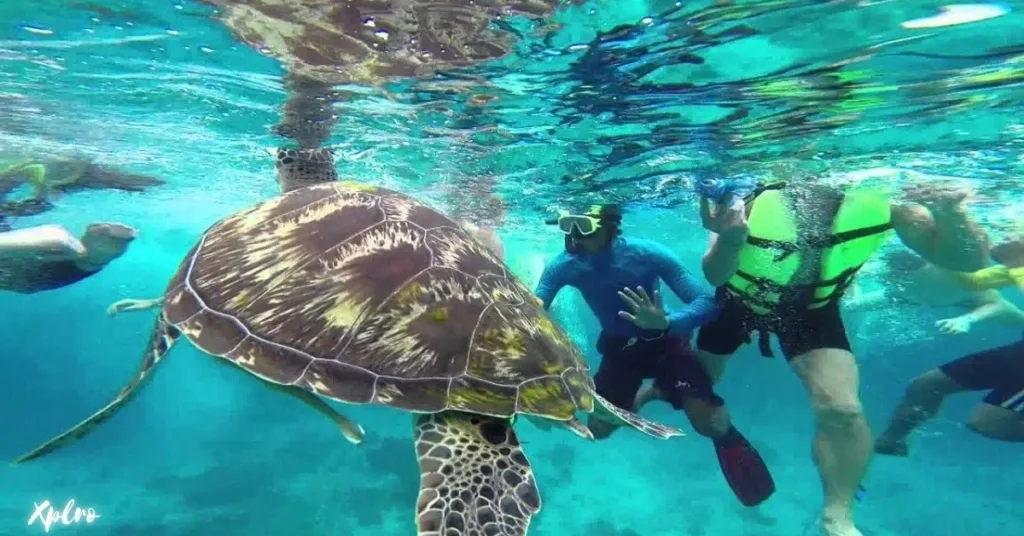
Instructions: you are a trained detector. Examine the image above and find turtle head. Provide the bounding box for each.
[275,148,338,193]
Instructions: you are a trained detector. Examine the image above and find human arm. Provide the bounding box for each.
[699,197,749,287]
[890,185,989,273]
[936,290,1024,334]
[650,243,720,335]
[534,256,569,310]
[702,232,745,287]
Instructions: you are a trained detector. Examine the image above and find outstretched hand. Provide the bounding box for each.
[617,286,669,331]
[936,315,972,335]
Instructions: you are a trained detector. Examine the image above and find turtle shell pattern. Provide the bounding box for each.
[199,0,560,85]
[161,181,595,420]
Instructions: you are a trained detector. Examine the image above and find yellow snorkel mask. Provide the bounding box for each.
[550,205,607,237]
[547,204,622,255]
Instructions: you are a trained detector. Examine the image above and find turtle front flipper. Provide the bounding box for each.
[591,390,686,440]
[414,412,541,536]
[13,317,179,464]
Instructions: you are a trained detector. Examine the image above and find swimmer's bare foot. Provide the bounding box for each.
[874,435,909,457]
[77,222,137,270]
[84,222,137,242]
[821,515,864,536]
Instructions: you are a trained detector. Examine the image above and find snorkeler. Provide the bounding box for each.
[0,222,137,294]
[873,237,1024,455]
[679,177,989,536]
[0,154,164,203]
[535,204,776,507]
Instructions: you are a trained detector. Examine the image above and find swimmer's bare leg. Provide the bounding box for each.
[0,224,86,260]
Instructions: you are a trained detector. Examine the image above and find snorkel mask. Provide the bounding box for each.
[546,205,620,255]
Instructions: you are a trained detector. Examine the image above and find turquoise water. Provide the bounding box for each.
[1,1,1022,535]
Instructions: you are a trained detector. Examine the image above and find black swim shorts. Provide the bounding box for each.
[940,335,1024,413]
[593,331,723,411]
[696,288,852,360]
[0,259,99,294]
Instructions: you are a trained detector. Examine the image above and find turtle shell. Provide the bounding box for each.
[199,0,560,85]
[161,181,595,420]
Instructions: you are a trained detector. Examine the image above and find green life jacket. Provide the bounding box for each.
[725,186,894,315]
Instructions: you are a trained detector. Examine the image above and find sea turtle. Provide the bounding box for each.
[199,0,561,86]
[16,180,684,535]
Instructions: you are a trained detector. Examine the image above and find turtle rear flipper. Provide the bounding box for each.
[414,412,541,536]
[591,391,686,440]
[13,317,179,464]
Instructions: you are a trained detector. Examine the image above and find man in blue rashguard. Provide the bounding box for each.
[536,204,775,507]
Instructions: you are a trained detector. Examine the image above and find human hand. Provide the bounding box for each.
[936,315,972,335]
[617,286,669,331]
[699,196,749,246]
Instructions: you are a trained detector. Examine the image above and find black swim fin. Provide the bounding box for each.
[713,427,776,507]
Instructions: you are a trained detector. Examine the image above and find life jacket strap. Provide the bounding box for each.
[745,222,893,262]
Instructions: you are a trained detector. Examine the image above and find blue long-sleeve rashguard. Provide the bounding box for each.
[535,237,720,339]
